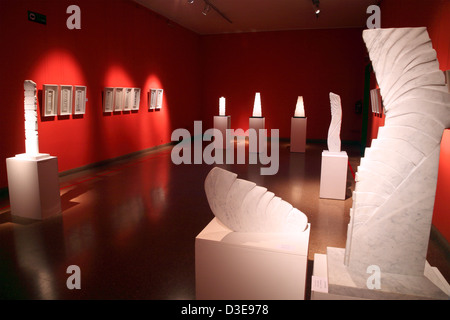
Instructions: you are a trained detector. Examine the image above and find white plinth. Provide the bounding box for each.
[290,117,307,153]
[213,116,231,149]
[249,117,266,153]
[319,151,348,200]
[195,218,310,300]
[311,249,450,300]
[6,154,61,220]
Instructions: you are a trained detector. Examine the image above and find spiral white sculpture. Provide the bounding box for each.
[327,92,342,153]
[204,167,308,233]
[344,27,450,278]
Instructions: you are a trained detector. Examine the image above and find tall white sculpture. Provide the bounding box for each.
[219,97,226,116]
[204,167,308,233]
[24,80,39,156]
[327,93,342,153]
[252,92,262,117]
[320,27,450,300]
[294,96,305,117]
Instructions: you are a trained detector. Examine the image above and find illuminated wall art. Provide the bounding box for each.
[114,87,124,111]
[149,88,157,110]
[370,88,382,115]
[59,85,73,116]
[43,84,59,117]
[123,87,133,111]
[103,87,114,113]
[132,88,141,111]
[156,89,163,109]
[74,86,87,115]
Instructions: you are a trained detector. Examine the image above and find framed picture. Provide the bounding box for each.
[59,85,73,115]
[103,87,115,113]
[132,88,141,111]
[156,89,163,109]
[370,88,381,114]
[149,88,157,110]
[74,86,87,115]
[43,84,59,117]
[123,88,133,111]
[114,87,124,111]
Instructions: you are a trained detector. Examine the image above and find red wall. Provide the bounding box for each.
[0,0,202,188]
[200,29,367,140]
[367,0,450,241]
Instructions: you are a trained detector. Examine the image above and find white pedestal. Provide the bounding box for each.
[213,116,231,149]
[249,117,266,153]
[290,117,307,153]
[6,154,61,220]
[319,151,348,200]
[195,218,310,300]
[311,249,450,300]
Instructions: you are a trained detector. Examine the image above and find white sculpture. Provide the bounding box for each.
[219,97,226,116]
[327,92,342,153]
[24,80,39,155]
[294,96,305,117]
[344,27,450,281]
[252,92,262,117]
[204,167,308,233]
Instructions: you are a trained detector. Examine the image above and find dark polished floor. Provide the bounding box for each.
[0,141,448,299]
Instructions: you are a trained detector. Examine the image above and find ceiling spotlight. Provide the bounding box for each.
[187,0,194,4]
[202,4,211,15]
[312,0,320,17]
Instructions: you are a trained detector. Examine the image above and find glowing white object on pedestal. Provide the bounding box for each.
[219,97,226,116]
[252,92,262,117]
[294,96,305,117]
[24,80,39,156]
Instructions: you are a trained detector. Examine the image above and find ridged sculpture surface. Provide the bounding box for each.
[344,27,450,279]
[204,167,308,233]
[327,92,342,153]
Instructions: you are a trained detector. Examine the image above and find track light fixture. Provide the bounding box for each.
[312,0,320,17]
[202,3,211,15]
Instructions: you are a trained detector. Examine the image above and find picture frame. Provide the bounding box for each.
[156,89,163,109]
[103,87,115,113]
[132,88,141,111]
[74,85,87,115]
[114,87,124,111]
[123,88,133,111]
[43,84,59,117]
[149,88,157,110]
[370,88,381,115]
[59,85,73,116]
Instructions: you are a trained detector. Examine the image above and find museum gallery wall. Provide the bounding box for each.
[0,0,449,241]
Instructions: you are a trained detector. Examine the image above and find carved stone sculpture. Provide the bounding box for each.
[340,27,450,295]
[204,167,308,233]
[24,80,39,155]
[294,96,305,117]
[252,92,262,117]
[327,93,342,152]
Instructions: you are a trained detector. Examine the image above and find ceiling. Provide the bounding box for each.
[132,0,381,35]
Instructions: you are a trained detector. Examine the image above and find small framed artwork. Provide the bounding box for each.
[114,87,124,111]
[43,84,59,117]
[103,87,115,113]
[59,85,73,115]
[370,88,381,115]
[132,88,141,111]
[149,88,157,110]
[74,86,87,115]
[123,88,133,111]
[156,89,163,109]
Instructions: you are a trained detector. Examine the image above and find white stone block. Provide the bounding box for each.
[290,117,307,153]
[195,218,310,300]
[213,115,231,149]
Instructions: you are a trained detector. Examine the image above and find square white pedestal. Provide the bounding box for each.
[213,116,231,149]
[290,117,307,153]
[249,117,266,153]
[6,154,61,220]
[319,151,348,200]
[195,218,310,300]
[311,249,450,300]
